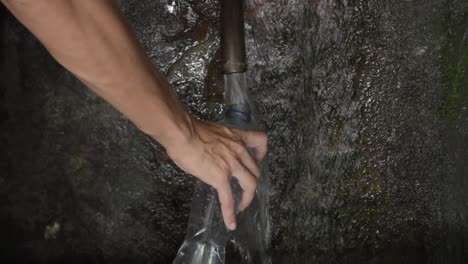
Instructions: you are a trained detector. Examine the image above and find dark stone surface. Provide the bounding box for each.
[0,0,467,263]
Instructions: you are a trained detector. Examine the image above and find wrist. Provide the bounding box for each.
[150,111,197,153]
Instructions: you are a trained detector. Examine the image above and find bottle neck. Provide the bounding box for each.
[223,72,257,126]
[225,104,251,122]
[224,72,250,107]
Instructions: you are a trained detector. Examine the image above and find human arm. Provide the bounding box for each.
[1,0,267,230]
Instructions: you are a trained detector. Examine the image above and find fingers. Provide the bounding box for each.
[216,180,236,230]
[237,168,257,212]
[191,123,268,231]
[215,151,258,231]
[225,129,266,212]
[235,129,268,162]
[228,156,258,212]
[229,142,261,178]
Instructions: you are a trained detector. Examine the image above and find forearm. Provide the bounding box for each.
[2,0,193,147]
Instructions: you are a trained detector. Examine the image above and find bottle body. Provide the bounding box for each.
[174,73,270,264]
[173,104,255,264]
[172,181,227,264]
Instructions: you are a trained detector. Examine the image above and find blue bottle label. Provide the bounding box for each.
[224,107,251,122]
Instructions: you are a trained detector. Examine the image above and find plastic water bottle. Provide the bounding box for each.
[173,103,257,264]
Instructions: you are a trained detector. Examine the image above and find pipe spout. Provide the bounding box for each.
[220,0,246,74]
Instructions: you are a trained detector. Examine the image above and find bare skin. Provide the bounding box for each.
[1,0,267,230]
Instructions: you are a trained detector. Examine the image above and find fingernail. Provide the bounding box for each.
[229,222,236,230]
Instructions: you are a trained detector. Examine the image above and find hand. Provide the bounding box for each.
[164,117,268,230]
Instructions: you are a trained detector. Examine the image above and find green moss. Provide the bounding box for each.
[441,4,468,127]
[68,155,88,173]
[350,168,383,195]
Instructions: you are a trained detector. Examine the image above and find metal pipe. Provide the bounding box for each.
[220,0,246,74]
